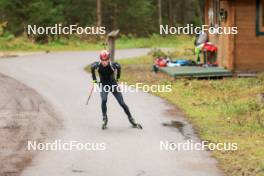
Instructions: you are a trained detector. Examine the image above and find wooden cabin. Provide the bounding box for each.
[204,0,264,73]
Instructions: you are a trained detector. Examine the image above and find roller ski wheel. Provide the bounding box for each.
[129,118,143,129]
[132,123,143,129]
[102,123,107,130]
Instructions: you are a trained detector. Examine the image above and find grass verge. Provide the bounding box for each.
[0,34,193,52]
[117,55,264,176]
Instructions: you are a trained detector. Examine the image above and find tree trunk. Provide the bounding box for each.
[113,3,118,30]
[194,0,203,25]
[179,1,185,25]
[96,0,102,26]
[168,0,173,26]
[158,0,162,26]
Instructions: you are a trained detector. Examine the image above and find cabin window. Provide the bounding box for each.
[257,0,264,35]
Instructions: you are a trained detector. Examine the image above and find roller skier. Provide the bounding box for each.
[91,50,142,130]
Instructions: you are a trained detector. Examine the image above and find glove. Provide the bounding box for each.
[92,80,97,84]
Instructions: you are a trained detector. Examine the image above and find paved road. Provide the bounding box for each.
[0,49,223,176]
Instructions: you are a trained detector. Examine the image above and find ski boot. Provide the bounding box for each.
[128,117,143,129]
[102,116,108,130]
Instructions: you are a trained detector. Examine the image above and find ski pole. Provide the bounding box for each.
[86,84,95,105]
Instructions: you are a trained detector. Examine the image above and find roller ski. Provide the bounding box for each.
[129,117,143,129]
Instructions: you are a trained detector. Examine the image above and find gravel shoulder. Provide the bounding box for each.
[0,73,61,176]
